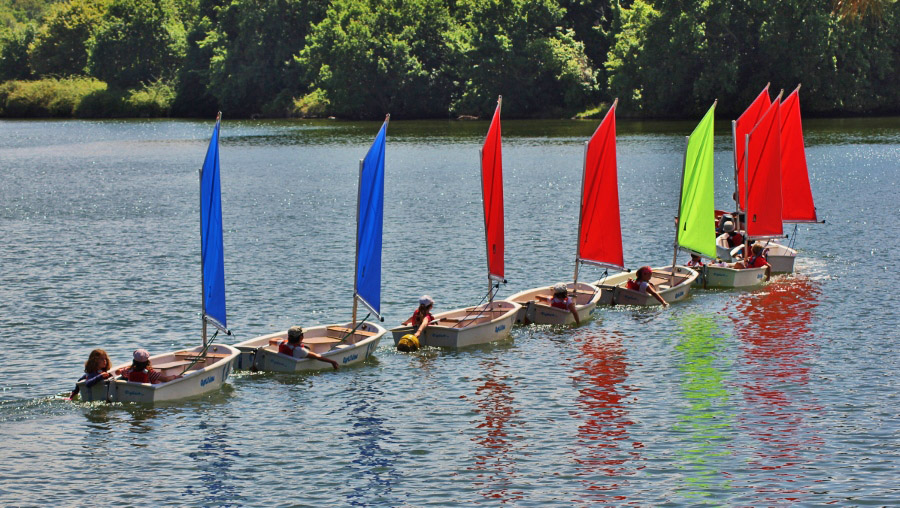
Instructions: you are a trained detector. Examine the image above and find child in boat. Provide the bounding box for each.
[402,295,436,339]
[115,349,180,384]
[548,283,580,325]
[686,253,705,267]
[722,221,745,249]
[625,266,669,307]
[69,349,113,399]
[734,243,771,281]
[278,326,339,370]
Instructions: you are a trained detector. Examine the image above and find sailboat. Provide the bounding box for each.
[507,102,627,324]
[718,85,797,273]
[676,103,766,289]
[78,113,240,403]
[233,117,388,372]
[777,85,822,266]
[390,97,520,347]
[587,102,699,306]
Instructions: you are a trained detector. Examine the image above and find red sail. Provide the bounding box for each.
[577,102,624,270]
[481,98,504,280]
[734,85,771,211]
[780,87,818,223]
[745,98,784,239]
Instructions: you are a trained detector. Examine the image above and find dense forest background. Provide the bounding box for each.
[0,0,897,119]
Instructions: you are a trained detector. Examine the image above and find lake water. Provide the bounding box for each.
[1,116,898,505]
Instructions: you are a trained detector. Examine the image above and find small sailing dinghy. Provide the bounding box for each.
[671,102,763,289]
[507,103,630,324]
[583,102,698,306]
[79,114,239,403]
[719,85,799,273]
[233,117,388,372]
[391,97,519,347]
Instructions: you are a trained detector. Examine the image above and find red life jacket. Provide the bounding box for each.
[626,279,642,292]
[410,309,434,327]
[549,296,570,309]
[747,254,767,268]
[278,341,307,356]
[727,232,744,248]
[687,259,704,267]
[127,368,153,384]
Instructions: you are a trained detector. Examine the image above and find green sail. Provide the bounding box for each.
[677,102,718,259]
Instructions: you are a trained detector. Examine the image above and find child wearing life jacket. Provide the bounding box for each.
[686,253,705,267]
[115,349,179,384]
[402,295,436,339]
[734,243,771,281]
[625,266,669,307]
[70,349,113,399]
[547,283,580,325]
[722,221,745,249]
[278,326,339,370]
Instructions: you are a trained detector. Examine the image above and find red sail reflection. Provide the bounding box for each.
[570,329,642,503]
[732,276,823,500]
[467,360,524,503]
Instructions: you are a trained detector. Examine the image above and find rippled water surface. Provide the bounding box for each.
[1,116,898,505]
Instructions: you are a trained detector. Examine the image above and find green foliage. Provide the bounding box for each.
[28,0,108,77]
[0,0,59,29]
[88,0,186,88]
[0,75,104,115]
[297,0,456,119]
[293,87,329,117]
[448,0,598,117]
[0,22,34,79]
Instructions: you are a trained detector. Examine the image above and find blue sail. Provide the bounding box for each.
[355,117,388,318]
[200,116,227,331]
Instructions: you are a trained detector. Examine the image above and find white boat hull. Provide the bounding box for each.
[592,266,698,306]
[717,233,796,273]
[507,282,600,325]
[390,300,520,348]
[696,265,767,288]
[232,321,385,373]
[78,344,239,403]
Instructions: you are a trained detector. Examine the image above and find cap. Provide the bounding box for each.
[723,221,735,233]
[551,283,568,294]
[133,349,150,362]
[637,266,652,278]
[287,326,304,341]
[419,295,434,307]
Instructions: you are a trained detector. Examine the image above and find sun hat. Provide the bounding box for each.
[133,349,150,362]
[419,295,434,306]
[551,283,568,294]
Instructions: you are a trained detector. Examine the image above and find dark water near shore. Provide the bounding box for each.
[1,116,898,505]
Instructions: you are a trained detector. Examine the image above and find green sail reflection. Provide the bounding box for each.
[673,313,735,501]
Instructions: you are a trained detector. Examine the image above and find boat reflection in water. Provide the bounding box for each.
[569,329,641,504]
[732,276,822,502]
[467,359,523,503]
[673,313,735,501]
[344,381,398,506]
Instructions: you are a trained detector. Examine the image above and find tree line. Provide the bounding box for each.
[0,0,897,119]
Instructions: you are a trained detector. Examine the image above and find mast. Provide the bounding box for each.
[199,111,222,348]
[352,156,363,326]
[573,139,589,289]
[671,135,689,286]
[731,120,742,232]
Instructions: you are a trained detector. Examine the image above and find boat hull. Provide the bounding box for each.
[507,282,600,325]
[592,266,698,306]
[696,265,767,288]
[390,300,520,348]
[79,344,239,403]
[232,321,385,373]
[717,233,796,273]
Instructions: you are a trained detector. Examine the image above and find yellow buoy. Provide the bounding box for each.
[397,334,420,352]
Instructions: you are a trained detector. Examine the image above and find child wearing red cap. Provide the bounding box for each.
[626,266,669,307]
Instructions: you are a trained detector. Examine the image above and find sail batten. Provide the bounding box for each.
[577,102,625,271]
[481,98,504,281]
[354,116,388,318]
[780,87,817,223]
[676,102,718,259]
[746,97,784,239]
[200,115,227,332]
[734,85,771,211]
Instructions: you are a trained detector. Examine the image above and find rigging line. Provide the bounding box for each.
[181,329,217,375]
[331,313,372,350]
[452,283,500,329]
